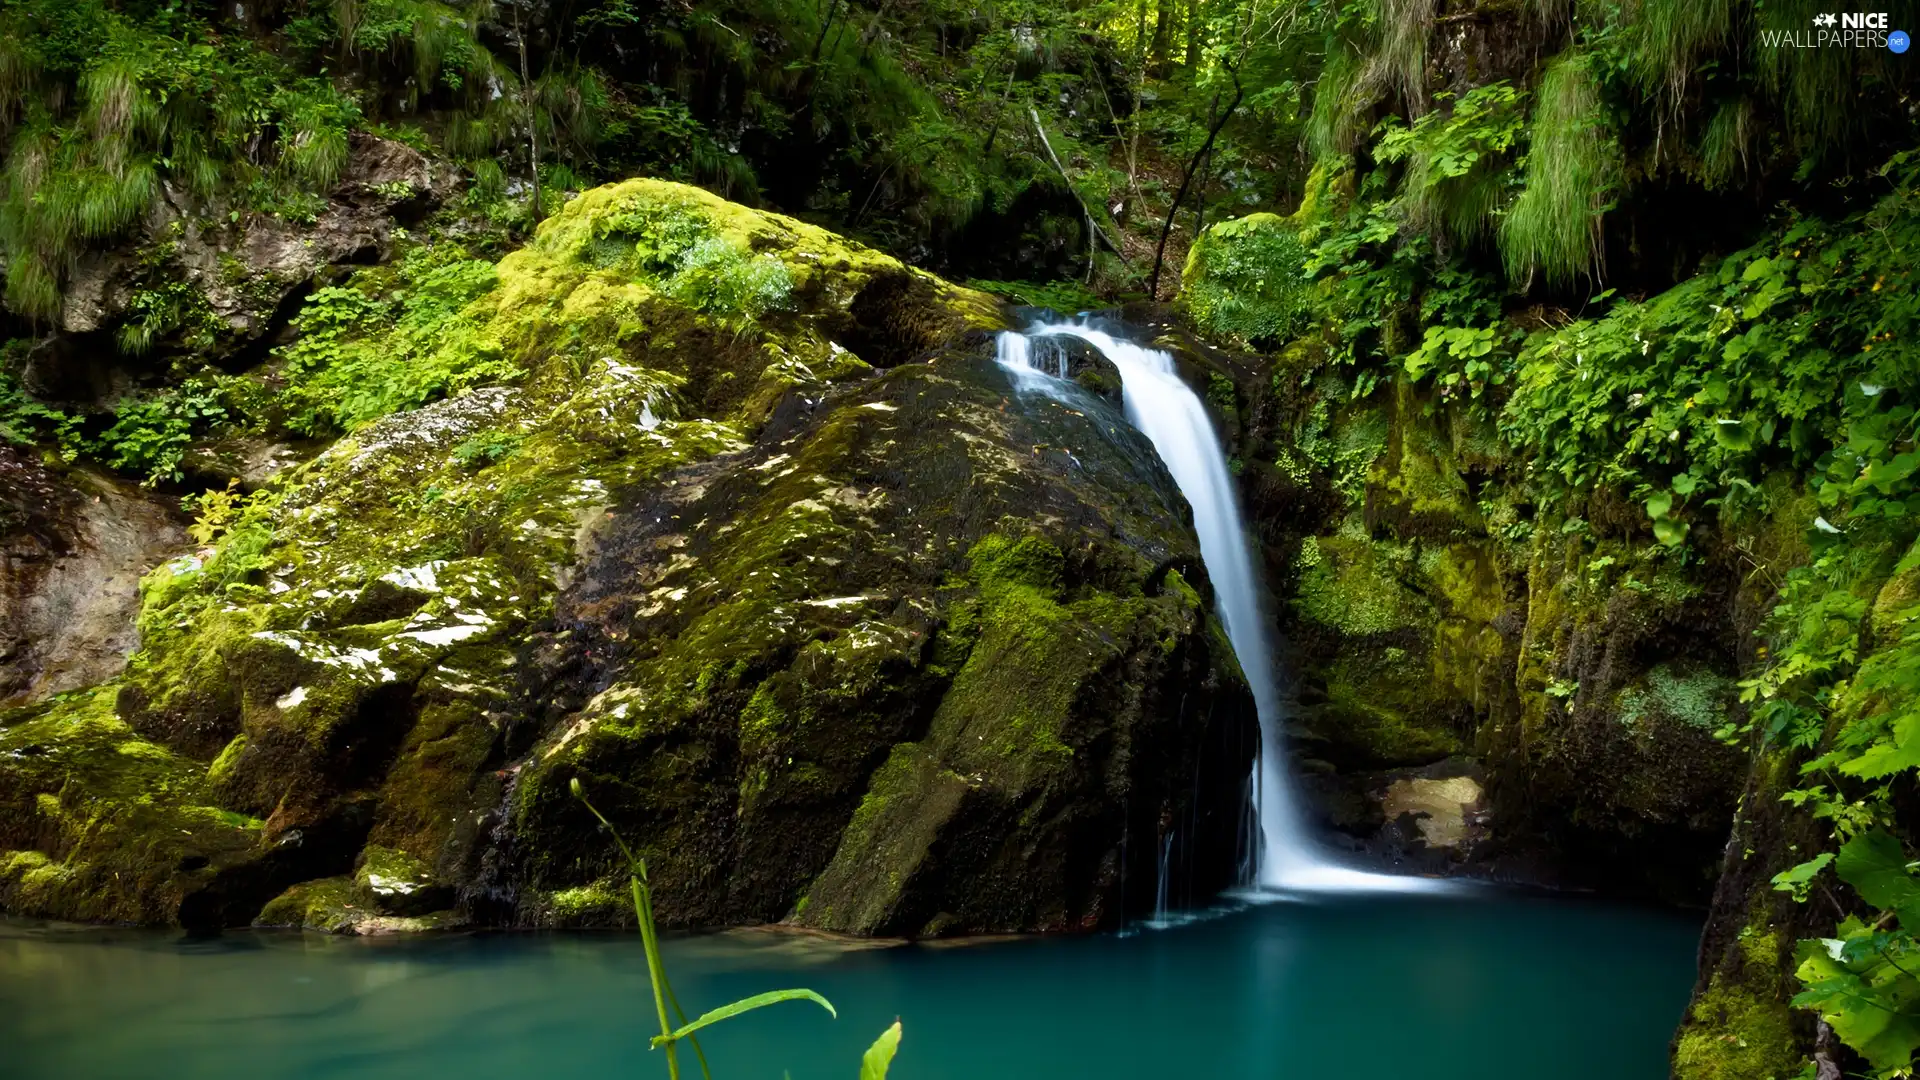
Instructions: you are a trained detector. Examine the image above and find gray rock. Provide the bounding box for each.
[0,447,188,704]
[56,134,457,363]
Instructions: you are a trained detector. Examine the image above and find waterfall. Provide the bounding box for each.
[998,319,1437,895]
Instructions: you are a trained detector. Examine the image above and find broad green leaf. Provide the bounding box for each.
[1653,518,1689,546]
[1771,853,1835,901]
[1795,944,1920,1071]
[1646,490,1674,519]
[860,1021,902,1080]
[1835,832,1920,913]
[652,989,836,1047]
[1671,472,1700,496]
[1860,451,1920,494]
[1838,729,1920,779]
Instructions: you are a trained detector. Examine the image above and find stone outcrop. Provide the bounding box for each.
[0,179,1255,936]
[0,447,186,705]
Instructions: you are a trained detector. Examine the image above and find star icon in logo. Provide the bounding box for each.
[1813,12,1838,26]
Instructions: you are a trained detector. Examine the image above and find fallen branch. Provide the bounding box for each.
[1029,109,1128,269]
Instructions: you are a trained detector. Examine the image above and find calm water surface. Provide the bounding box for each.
[1,891,1699,1079]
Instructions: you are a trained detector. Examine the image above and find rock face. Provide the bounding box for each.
[26,134,455,403]
[0,448,187,704]
[0,179,1255,935]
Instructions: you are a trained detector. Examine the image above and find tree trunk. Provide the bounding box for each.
[513,1,543,225]
[1149,0,1173,75]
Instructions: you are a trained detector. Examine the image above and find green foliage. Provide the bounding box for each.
[97,378,229,485]
[1375,81,1525,247]
[1667,155,1920,1077]
[1499,52,1621,288]
[861,1021,902,1080]
[277,249,509,433]
[0,369,80,453]
[594,202,793,322]
[450,429,521,469]
[654,989,836,1048]
[1505,154,1920,513]
[1181,213,1310,347]
[183,480,244,545]
[1790,832,1920,1074]
[1403,324,1510,403]
[967,278,1104,314]
[0,1,365,319]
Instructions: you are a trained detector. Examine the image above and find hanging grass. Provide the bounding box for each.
[1695,98,1754,191]
[1500,51,1621,289]
[1627,0,1735,106]
[1308,41,1379,162]
[0,6,371,323]
[1373,0,1437,116]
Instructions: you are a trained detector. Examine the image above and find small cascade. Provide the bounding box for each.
[1153,832,1176,925]
[997,318,1440,897]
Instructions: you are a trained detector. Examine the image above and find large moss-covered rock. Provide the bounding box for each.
[0,178,1254,934]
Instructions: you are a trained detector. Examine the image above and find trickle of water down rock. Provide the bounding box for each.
[999,319,1442,896]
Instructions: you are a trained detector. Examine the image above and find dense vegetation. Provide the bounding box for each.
[1,0,1918,1076]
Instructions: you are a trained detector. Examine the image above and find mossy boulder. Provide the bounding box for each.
[1178,213,1311,349]
[508,348,1255,935]
[1,179,1253,935]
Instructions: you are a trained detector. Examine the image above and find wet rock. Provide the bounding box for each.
[3,178,1254,937]
[353,845,455,916]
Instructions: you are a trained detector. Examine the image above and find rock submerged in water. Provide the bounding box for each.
[0,179,1256,936]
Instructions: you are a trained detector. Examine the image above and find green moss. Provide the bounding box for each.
[1292,533,1434,636]
[1179,213,1311,347]
[256,877,362,933]
[965,534,1066,593]
[206,734,248,787]
[1673,975,1805,1080]
[547,880,628,924]
[0,686,267,923]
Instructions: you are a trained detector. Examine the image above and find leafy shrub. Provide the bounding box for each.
[1504,153,1919,520]
[1181,213,1311,347]
[451,429,521,469]
[594,201,794,322]
[278,253,509,434]
[96,378,229,484]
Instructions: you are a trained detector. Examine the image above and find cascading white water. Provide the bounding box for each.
[999,320,1438,894]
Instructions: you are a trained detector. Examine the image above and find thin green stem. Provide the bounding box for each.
[665,979,714,1080]
[575,781,708,1079]
[633,876,681,1080]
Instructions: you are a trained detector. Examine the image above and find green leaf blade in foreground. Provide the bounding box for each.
[1835,830,1920,912]
[651,989,837,1047]
[860,1020,903,1080]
